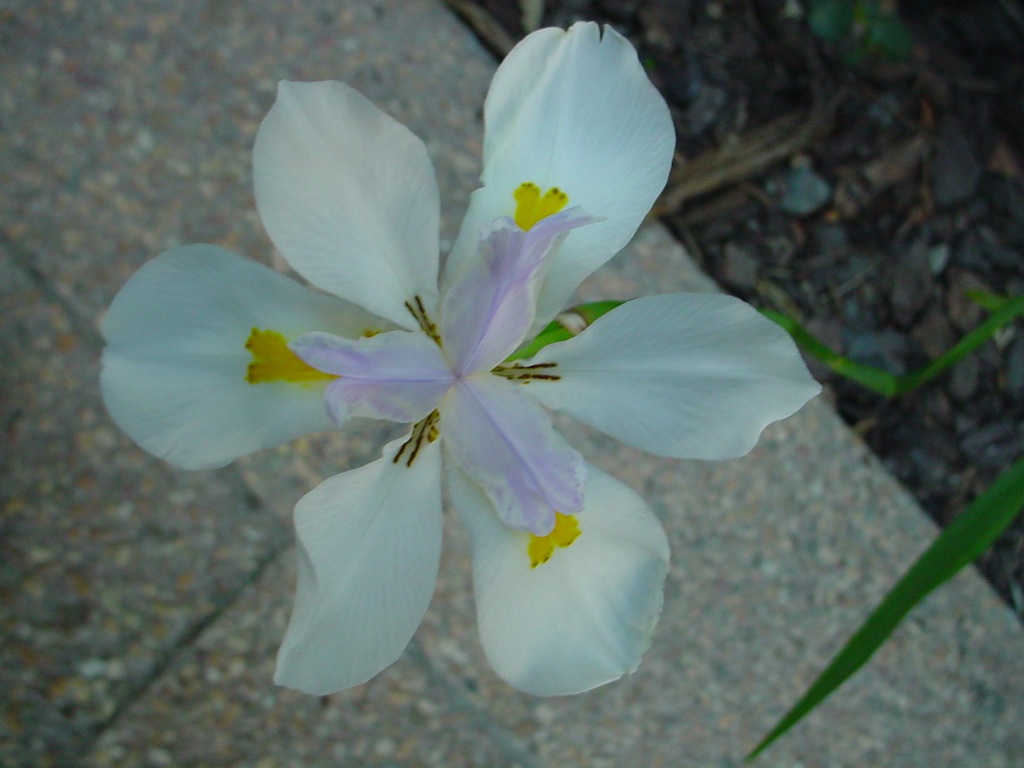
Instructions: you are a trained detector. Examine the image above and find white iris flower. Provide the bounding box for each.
[101,23,819,697]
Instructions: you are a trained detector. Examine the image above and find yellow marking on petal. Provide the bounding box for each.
[528,512,581,568]
[514,182,568,231]
[245,328,336,385]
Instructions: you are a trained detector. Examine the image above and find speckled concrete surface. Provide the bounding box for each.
[2,1,1022,766]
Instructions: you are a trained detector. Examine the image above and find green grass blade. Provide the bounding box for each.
[896,293,1024,393]
[965,290,1009,312]
[761,293,1024,398]
[747,455,1024,760]
[760,309,901,395]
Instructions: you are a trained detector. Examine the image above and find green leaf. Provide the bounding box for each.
[761,293,1024,397]
[505,300,623,361]
[808,0,855,43]
[895,293,1024,392]
[867,13,913,60]
[760,309,900,395]
[748,455,1024,760]
[966,290,1009,312]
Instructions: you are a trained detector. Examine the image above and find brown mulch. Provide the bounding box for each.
[451,0,1024,620]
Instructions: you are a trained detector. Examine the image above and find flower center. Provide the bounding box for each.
[527,512,581,568]
[514,182,568,231]
[245,328,336,384]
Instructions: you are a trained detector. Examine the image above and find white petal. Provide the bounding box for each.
[275,435,443,695]
[445,22,674,330]
[449,460,669,696]
[254,81,441,328]
[101,245,379,469]
[526,293,821,459]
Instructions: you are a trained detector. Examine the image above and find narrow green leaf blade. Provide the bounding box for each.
[896,293,1024,393]
[867,12,914,61]
[747,456,1024,760]
[808,0,855,42]
[966,290,1009,312]
[761,293,1024,398]
[759,309,900,396]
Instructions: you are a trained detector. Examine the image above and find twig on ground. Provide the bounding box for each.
[442,0,518,57]
[658,92,845,213]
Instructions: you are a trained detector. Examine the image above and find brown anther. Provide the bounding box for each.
[492,361,560,383]
[405,295,441,346]
[393,410,441,467]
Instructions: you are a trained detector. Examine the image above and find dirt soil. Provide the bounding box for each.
[458,0,1024,621]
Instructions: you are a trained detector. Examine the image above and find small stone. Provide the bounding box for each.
[684,83,727,135]
[905,425,958,489]
[932,116,983,207]
[888,240,933,327]
[596,0,636,23]
[911,306,956,359]
[780,166,832,216]
[1004,334,1024,398]
[146,747,174,766]
[764,234,798,266]
[952,230,988,272]
[534,703,557,724]
[664,62,703,106]
[78,659,108,679]
[810,221,849,255]
[846,329,908,375]
[928,243,951,275]
[961,421,1022,468]
[979,243,1023,270]
[415,698,439,717]
[949,354,980,401]
[923,387,954,426]
[719,242,760,291]
[432,637,469,666]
